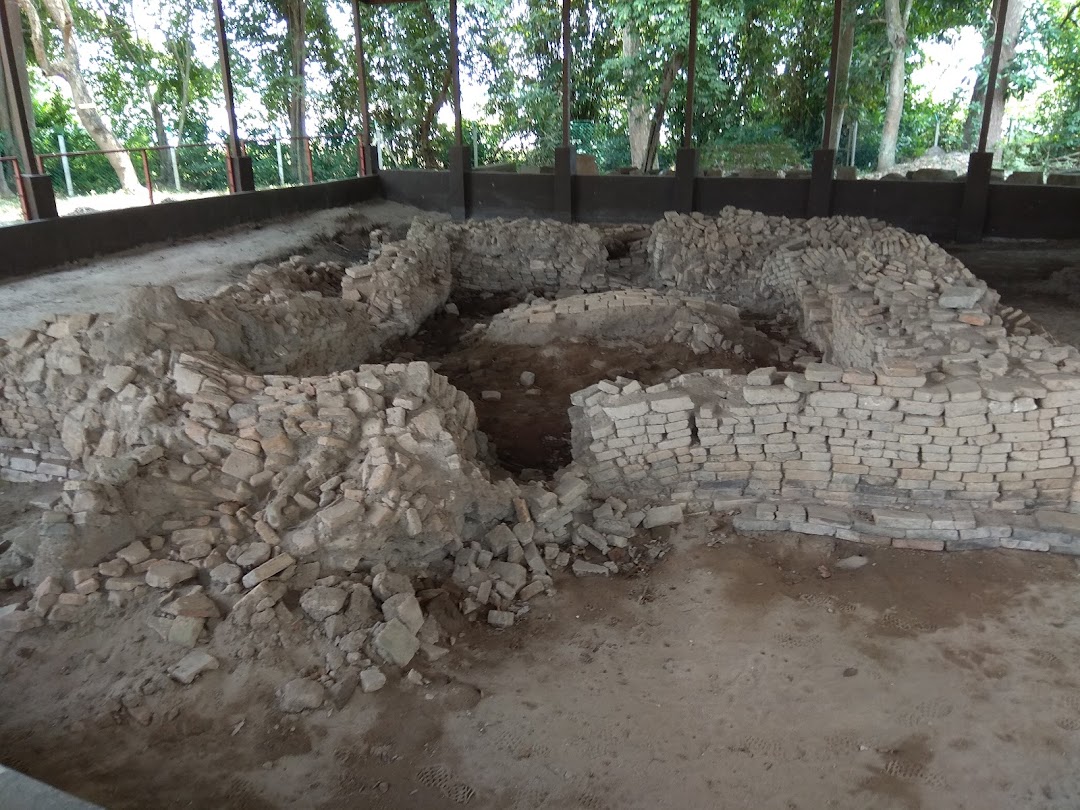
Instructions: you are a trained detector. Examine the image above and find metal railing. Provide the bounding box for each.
[4,134,367,224]
[36,142,232,205]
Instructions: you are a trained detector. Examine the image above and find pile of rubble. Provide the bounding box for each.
[2,210,1080,697]
[479,289,777,364]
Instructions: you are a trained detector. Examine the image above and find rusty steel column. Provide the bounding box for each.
[821,0,844,151]
[682,0,699,149]
[449,0,463,147]
[561,0,571,149]
[808,0,844,218]
[448,0,468,219]
[675,0,700,213]
[959,0,1011,242]
[1,0,56,219]
[554,0,574,222]
[351,0,379,175]
[212,0,254,192]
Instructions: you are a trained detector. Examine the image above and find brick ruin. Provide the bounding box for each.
[1,208,1079,669]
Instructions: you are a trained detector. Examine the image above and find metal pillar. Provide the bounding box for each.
[553,0,574,222]
[959,0,1011,243]
[675,0,700,213]
[447,0,468,219]
[212,0,254,192]
[0,0,56,219]
[351,0,379,176]
[809,0,844,218]
[821,0,844,151]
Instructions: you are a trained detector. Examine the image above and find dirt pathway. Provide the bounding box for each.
[3,519,1080,810]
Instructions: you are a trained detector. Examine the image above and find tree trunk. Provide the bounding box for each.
[622,26,650,171]
[286,0,308,183]
[962,0,1027,153]
[986,0,1028,157]
[876,0,912,172]
[417,69,450,168]
[961,1,996,150]
[641,53,684,174]
[828,14,856,151]
[0,60,12,198]
[19,0,142,192]
[149,92,174,189]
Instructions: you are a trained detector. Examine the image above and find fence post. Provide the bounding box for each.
[141,149,154,205]
[57,132,74,196]
[275,138,285,186]
[171,146,181,192]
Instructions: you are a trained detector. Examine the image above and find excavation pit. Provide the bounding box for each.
[3,209,1080,672]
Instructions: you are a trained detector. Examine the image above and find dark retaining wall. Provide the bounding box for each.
[5,170,1079,280]
[696,177,810,219]
[382,169,1080,242]
[1,177,381,280]
[380,170,450,213]
[469,172,555,219]
[986,183,1080,239]
[832,180,967,240]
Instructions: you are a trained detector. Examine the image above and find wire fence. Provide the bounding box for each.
[1,134,368,225]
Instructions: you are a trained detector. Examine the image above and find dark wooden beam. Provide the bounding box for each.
[683,0,699,147]
[449,0,463,147]
[561,0,570,148]
[212,0,253,191]
[0,0,56,219]
[821,0,844,150]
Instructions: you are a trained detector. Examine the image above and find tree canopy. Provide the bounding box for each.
[3,0,1080,196]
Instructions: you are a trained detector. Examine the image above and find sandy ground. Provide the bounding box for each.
[947,240,1080,349]
[0,199,425,338]
[2,517,1080,810]
[0,189,231,228]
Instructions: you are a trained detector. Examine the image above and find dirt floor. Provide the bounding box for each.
[947,239,1080,349]
[3,219,1080,809]
[2,517,1080,810]
[0,199,428,338]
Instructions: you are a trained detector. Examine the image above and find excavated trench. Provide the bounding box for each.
[294,221,820,478]
[379,293,759,475]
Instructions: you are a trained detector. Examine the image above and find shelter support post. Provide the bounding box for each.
[448,0,467,218]
[553,0,574,222]
[959,0,1011,243]
[0,0,56,220]
[352,0,379,176]
[675,0,700,213]
[809,0,845,218]
[212,0,254,192]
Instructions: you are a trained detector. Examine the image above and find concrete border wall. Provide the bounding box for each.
[381,170,1080,241]
[0,177,382,280]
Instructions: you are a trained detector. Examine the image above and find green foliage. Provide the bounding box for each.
[10,0,1080,198]
[1017,1,1080,171]
[700,125,804,172]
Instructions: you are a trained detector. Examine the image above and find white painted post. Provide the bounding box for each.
[275,138,285,186]
[849,120,858,167]
[169,144,180,192]
[171,146,181,192]
[57,131,74,196]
